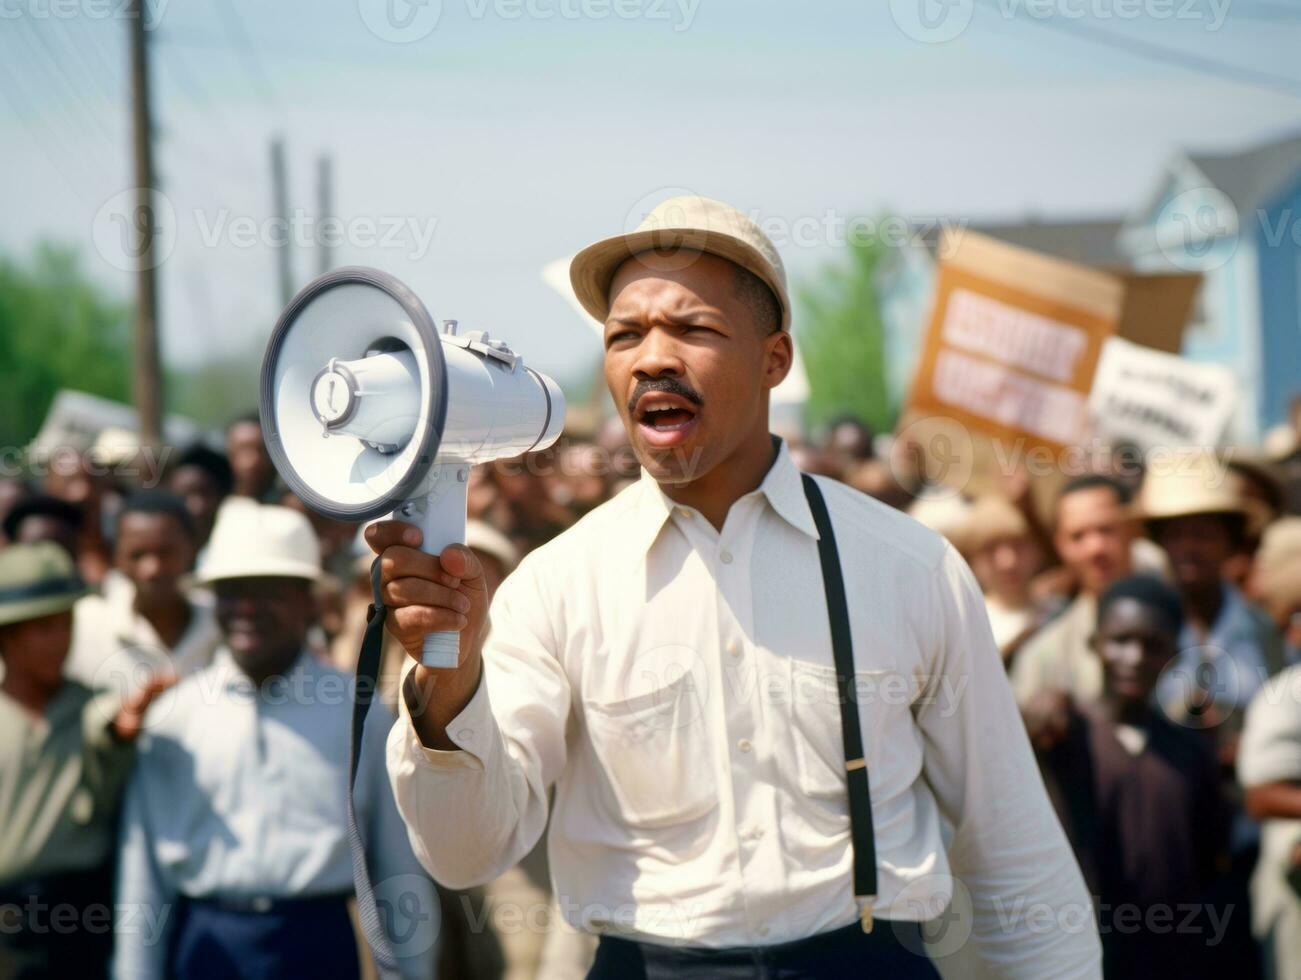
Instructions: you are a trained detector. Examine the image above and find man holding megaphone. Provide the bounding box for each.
[372,196,1103,978]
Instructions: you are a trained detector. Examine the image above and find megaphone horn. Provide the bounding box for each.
[259,267,565,668]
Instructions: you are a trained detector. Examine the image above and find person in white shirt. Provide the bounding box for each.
[370,195,1101,978]
[67,490,221,694]
[113,503,437,980]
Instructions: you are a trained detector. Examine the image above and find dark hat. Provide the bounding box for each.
[0,542,87,627]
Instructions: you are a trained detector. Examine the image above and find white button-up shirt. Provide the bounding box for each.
[387,442,1100,976]
[68,586,221,692]
[115,648,437,980]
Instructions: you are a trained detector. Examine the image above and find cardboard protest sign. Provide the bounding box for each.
[906,230,1122,452]
[1089,336,1237,451]
[897,230,1201,499]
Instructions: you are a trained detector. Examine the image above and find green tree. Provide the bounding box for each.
[0,245,131,447]
[795,226,894,435]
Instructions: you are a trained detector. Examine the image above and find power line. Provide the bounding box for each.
[210,0,287,123]
[156,42,263,175]
[977,0,1301,99]
[0,55,95,203]
[15,18,121,148]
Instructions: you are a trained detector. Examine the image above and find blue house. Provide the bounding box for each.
[1117,131,1301,442]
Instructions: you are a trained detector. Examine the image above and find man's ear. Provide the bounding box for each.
[762,330,794,392]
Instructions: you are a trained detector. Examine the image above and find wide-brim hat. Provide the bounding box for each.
[0,542,87,627]
[1138,451,1249,525]
[570,195,791,331]
[194,498,322,585]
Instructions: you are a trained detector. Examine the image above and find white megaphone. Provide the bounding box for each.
[259,267,565,668]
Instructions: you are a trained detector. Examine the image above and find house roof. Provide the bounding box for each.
[1187,131,1301,212]
[918,217,1124,266]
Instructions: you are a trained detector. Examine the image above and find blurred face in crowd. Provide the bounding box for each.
[1054,486,1134,595]
[44,450,103,514]
[169,465,225,546]
[603,251,791,485]
[1151,513,1237,596]
[13,516,80,559]
[226,421,275,500]
[116,512,196,610]
[215,576,314,684]
[0,611,73,698]
[971,534,1042,606]
[1091,598,1177,709]
[829,419,873,462]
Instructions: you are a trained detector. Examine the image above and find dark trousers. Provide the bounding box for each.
[167,893,360,980]
[0,867,114,980]
[587,920,942,980]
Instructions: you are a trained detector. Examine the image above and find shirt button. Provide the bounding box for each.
[720,550,734,565]
[676,507,691,518]
[757,925,770,937]
[737,738,753,753]
[744,825,765,840]
[727,642,742,658]
[456,728,474,743]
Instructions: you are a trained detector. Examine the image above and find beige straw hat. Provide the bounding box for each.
[569,195,791,331]
[1137,452,1248,524]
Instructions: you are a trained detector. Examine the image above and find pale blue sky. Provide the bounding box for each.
[2,0,1299,391]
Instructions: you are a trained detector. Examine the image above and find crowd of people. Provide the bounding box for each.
[1,398,1300,979]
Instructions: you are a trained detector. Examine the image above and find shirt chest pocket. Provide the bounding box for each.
[584,671,715,830]
[787,659,895,800]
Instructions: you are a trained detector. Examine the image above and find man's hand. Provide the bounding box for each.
[366,520,490,749]
[1022,688,1073,753]
[111,674,177,742]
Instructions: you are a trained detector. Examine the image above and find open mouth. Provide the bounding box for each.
[634,392,700,447]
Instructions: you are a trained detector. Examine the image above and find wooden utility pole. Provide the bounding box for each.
[271,136,292,306]
[128,0,163,447]
[317,153,334,276]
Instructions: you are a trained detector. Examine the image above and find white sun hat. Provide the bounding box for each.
[195,500,322,584]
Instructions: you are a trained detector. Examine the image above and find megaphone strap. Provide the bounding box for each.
[345,558,403,978]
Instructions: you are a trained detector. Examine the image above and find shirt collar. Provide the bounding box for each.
[629,437,820,555]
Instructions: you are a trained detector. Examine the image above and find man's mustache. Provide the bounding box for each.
[627,377,704,417]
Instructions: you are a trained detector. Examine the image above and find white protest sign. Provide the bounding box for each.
[1088,336,1237,450]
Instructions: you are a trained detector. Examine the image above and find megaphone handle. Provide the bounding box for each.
[396,464,470,670]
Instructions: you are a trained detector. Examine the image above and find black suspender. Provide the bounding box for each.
[801,473,879,932]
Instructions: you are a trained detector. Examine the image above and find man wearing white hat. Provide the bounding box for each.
[372,196,1099,977]
[113,502,437,980]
